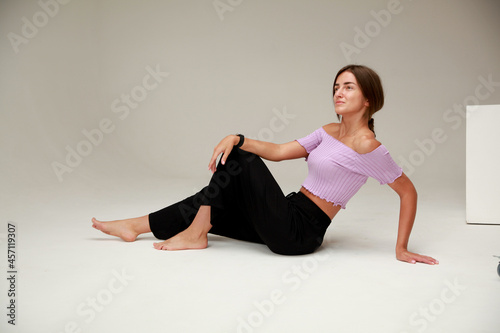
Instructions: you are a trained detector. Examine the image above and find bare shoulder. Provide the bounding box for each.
[354,131,381,154]
[322,122,340,134]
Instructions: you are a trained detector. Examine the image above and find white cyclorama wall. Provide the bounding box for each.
[1,0,500,200]
[466,105,500,225]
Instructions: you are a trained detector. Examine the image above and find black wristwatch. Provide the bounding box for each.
[235,134,245,148]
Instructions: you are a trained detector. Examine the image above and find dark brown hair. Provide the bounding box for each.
[333,64,384,135]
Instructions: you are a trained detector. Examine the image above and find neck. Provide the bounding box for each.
[338,113,368,137]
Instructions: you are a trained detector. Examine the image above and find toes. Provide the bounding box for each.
[153,242,168,250]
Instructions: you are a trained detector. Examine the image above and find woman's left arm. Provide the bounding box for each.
[388,173,439,265]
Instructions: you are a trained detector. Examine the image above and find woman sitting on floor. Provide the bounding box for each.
[92,64,438,265]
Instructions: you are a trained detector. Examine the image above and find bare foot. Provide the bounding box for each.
[153,229,208,251]
[92,217,139,242]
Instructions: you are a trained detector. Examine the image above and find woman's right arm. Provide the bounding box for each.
[208,135,307,173]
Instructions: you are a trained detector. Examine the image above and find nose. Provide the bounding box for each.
[335,87,343,98]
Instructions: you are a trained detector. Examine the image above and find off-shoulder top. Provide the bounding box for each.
[296,127,403,209]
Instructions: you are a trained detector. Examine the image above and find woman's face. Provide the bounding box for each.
[334,71,369,117]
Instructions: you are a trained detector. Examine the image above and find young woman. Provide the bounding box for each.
[92,64,438,265]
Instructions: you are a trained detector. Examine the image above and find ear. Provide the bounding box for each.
[364,99,370,107]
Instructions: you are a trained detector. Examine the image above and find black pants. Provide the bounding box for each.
[149,149,331,255]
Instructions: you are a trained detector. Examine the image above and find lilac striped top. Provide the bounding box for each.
[296,127,403,209]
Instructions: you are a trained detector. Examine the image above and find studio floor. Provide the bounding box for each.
[1,174,499,333]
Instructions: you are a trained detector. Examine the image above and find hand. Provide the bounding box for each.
[396,249,439,265]
[208,135,238,173]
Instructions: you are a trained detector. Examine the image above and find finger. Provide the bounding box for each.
[221,146,233,165]
[399,253,423,264]
[420,256,439,265]
[208,150,221,172]
[208,156,215,173]
[209,159,217,173]
[413,254,439,265]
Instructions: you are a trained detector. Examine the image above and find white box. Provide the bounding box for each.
[466,104,500,224]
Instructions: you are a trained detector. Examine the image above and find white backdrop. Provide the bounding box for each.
[2,0,500,204]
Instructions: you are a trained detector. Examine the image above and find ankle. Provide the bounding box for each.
[191,228,207,238]
[129,216,151,235]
